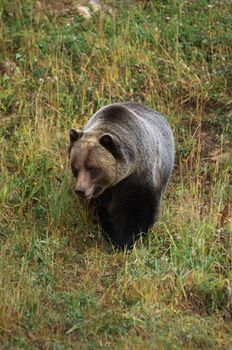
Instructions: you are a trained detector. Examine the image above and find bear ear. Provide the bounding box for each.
[99,134,114,148]
[69,129,83,143]
[99,134,122,159]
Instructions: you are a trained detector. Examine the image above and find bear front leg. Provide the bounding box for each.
[100,189,161,250]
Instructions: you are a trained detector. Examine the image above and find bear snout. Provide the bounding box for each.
[75,188,86,198]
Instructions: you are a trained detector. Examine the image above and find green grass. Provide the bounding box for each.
[0,0,232,349]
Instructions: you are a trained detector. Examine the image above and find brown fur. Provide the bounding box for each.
[68,102,174,249]
[70,132,124,199]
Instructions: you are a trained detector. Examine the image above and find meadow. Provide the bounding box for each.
[0,0,231,349]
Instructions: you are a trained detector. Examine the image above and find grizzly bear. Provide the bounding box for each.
[68,102,174,249]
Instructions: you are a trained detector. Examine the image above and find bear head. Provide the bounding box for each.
[68,128,134,199]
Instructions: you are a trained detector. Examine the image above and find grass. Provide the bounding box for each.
[0,0,232,349]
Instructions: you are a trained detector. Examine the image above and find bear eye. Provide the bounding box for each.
[71,166,79,178]
[86,166,100,178]
[86,165,94,171]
